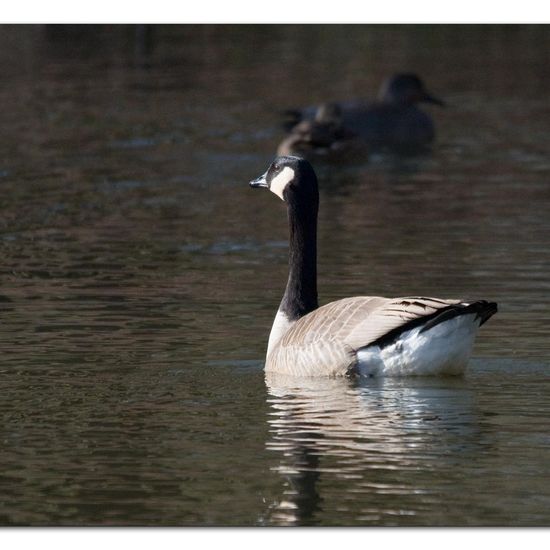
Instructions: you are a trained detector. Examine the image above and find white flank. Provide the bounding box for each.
[356,313,481,377]
[270,167,295,200]
[267,309,294,358]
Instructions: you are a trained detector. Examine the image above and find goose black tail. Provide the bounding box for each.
[419,300,498,334]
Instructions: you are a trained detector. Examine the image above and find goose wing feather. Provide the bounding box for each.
[279,295,461,351]
[343,296,462,350]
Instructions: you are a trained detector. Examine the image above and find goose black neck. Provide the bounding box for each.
[280,191,319,321]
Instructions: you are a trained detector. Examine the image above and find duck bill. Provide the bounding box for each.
[249,172,269,188]
[422,92,445,107]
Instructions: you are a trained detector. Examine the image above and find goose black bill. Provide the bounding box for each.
[249,172,269,188]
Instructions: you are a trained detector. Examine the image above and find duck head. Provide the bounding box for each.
[379,73,445,107]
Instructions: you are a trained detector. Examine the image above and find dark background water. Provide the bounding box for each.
[0,24,549,526]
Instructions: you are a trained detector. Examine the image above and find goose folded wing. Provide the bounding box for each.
[280,296,461,351]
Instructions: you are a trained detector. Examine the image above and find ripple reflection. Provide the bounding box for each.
[264,373,484,525]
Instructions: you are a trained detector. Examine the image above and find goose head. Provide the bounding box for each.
[249,156,318,206]
[379,73,445,107]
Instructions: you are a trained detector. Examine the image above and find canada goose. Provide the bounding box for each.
[277,103,366,161]
[283,73,445,152]
[249,156,497,377]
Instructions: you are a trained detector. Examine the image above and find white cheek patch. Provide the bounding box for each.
[270,167,295,200]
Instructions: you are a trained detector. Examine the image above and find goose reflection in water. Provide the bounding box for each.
[263,373,487,526]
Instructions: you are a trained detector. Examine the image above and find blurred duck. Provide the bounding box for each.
[277,103,366,161]
[283,73,445,153]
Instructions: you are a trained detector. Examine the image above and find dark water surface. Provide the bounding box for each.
[1,25,550,525]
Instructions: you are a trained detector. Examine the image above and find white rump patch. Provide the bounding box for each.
[270,167,295,200]
[356,313,481,377]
